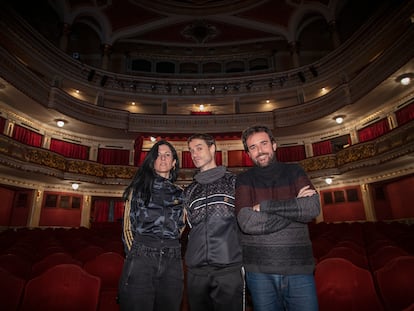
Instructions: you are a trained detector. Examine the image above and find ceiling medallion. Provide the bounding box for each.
[182,20,219,44]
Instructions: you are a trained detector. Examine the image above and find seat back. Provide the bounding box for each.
[31,252,82,277]
[0,267,26,311]
[0,253,32,279]
[83,252,124,290]
[319,246,369,269]
[375,255,414,311]
[20,264,101,311]
[315,258,384,311]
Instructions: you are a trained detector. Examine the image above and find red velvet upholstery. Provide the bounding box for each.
[83,252,124,290]
[315,258,384,311]
[0,253,32,279]
[74,245,105,263]
[84,252,124,311]
[31,252,82,277]
[20,264,101,311]
[369,245,409,271]
[375,256,414,311]
[319,246,369,269]
[0,267,26,310]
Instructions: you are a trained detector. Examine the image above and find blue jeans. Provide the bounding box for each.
[246,272,318,311]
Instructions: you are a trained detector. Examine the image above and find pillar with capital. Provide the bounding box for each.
[328,20,341,49]
[101,44,112,70]
[288,41,300,68]
[59,23,71,52]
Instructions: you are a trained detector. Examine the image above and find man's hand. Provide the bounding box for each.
[297,185,316,198]
[253,203,260,211]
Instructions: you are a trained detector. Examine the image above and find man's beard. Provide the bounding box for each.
[253,152,275,167]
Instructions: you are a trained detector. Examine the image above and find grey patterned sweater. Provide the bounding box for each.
[235,161,320,275]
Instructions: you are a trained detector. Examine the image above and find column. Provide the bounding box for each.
[328,20,341,49]
[89,144,98,162]
[80,195,92,228]
[42,135,51,149]
[59,23,71,52]
[361,183,376,221]
[101,44,112,70]
[304,142,313,158]
[349,128,359,145]
[221,150,228,167]
[288,41,300,68]
[162,99,168,114]
[95,91,104,106]
[387,112,397,130]
[233,98,240,114]
[28,189,43,227]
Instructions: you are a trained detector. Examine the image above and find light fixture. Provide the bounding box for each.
[334,115,345,124]
[71,183,79,190]
[199,104,205,111]
[56,120,65,127]
[150,136,156,142]
[325,177,333,185]
[396,73,414,85]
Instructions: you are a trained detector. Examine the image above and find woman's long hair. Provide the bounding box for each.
[122,140,180,205]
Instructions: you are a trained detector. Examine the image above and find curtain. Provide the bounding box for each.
[50,138,89,160]
[227,150,253,167]
[12,124,43,147]
[134,135,143,166]
[114,200,124,222]
[276,145,306,162]
[94,200,109,222]
[182,151,195,168]
[215,151,222,166]
[93,199,124,223]
[395,102,414,126]
[136,151,148,166]
[97,148,130,165]
[312,140,333,156]
[358,118,390,143]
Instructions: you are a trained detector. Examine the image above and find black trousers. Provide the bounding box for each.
[187,264,245,311]
[118,243,183,311]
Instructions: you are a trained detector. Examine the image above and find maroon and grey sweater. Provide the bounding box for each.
[235,161,320,275]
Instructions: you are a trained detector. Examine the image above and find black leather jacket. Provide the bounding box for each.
[184,166,242,268]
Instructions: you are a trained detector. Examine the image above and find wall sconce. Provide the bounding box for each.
[325,177,333,185]
[56,119,65,127]
[396,73,414,85]
[334,115,345,124]
[71,183,79,190]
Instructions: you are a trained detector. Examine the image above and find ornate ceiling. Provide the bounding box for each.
[18,0,373,63]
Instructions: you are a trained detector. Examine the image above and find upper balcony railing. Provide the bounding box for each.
[0,1,413,133]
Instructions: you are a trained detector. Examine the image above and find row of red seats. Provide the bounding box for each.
[310,221,414,311]
[0,251,124,311]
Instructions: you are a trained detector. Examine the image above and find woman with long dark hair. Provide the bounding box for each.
[118,140,186,311]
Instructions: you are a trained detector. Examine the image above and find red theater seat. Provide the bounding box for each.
[84,252,124,311]
[315,258,384,311]
[20,264,101,311]
[31,252,82,277]
[0,267,26,310]
[319,246,369,269]
[375,256,414,311]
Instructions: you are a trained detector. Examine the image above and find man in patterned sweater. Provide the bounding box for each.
[184,133,244,311]
[235,125,320,311]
